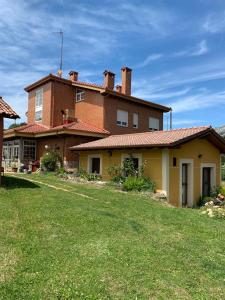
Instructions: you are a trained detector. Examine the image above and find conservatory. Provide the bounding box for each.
[2,139,36,171]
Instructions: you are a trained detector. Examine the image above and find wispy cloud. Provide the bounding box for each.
[173,40,208,57]
[203,12,225,33]
[134,54,162,68]
[172,119,205,126]
[170,90,225,113]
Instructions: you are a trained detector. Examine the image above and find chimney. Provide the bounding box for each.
[116,85,122,93]
[69,71,78,82]
[103,70,115,90]
[121,66,132,96]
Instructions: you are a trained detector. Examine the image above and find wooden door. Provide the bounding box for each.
[182,164,188,207]
[202,167,211,197]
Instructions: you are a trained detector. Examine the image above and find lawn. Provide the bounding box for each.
[0,174,225,299]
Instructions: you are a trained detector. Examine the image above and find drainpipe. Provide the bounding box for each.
[170,108,173,130]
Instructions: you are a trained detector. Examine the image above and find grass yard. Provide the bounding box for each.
[0,174,225,299]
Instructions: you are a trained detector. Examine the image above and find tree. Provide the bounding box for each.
[8,122,27,129]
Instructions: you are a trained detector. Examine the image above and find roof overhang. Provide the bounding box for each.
[70,127,225,153]
[3,129,109,139]
[24,74,73,92]
[101,89,171,112]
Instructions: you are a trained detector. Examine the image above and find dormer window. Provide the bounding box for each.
[35,88,43,121]
[76,89,85,102]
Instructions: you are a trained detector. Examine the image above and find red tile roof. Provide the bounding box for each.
[73,80,104,89]
[4,120,109,137]
[50,120,109,134]
[0,97,19,119]
[24,74,170,112]
[71,126,218,150]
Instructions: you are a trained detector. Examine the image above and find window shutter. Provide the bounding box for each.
[117,110,128,126]
[133,113,138,128]
[149,117,159,131]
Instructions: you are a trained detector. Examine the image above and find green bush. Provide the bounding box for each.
[107,165,125,183]
[41,150,62,172]
[123,176,155,192]
[78,168,102,181]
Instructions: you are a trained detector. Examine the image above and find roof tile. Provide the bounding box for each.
[0,97,19,119]
[71,126,211,150]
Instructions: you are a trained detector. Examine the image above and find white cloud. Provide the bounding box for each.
[173,40,208,58]
[134,54,163,68]
[191,40,208,56]
[170,90,225,113]
[203,12,225,33]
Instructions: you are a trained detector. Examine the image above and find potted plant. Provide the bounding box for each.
[11,160,18,173]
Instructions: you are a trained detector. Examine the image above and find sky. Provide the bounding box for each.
[1,0,225,129]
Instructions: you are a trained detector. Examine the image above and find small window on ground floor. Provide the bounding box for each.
[121,154,142,176]
[88,155,101,174]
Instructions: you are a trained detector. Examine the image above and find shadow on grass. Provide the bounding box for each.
[1,176,40,190]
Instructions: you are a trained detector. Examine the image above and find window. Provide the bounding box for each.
[133,113,138,128]
[117,110,128,127]
[76,89,85,102]
[121,154,142,176]
[149,117,159,131]
[35,111,42,121]
[88,155,102,174]
[35,88,43,121]
[23,140,36,160]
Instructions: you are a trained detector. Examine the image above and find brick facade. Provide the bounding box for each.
[4,69,170,168]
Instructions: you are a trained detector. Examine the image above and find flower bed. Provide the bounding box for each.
[201,193,225,218]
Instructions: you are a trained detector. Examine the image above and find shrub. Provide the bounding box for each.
[123,176,155,192]
[107,165,124,183]
[41,150,62,172]
[78,168,102,181]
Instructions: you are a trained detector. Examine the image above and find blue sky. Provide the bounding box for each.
[1,0,225,129]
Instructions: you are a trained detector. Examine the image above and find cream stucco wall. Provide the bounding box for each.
[78,137,222,207]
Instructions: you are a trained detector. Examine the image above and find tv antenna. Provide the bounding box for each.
[53,29,64,77]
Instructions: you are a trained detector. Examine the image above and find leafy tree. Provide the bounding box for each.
[8,122,27,129]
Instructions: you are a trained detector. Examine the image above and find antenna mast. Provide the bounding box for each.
[54,29,64,77]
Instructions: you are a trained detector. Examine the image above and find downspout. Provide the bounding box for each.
[170,108,173,130]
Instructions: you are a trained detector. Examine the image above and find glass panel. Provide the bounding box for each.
[91,157,100,174]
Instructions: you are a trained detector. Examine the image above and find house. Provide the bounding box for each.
[71,126,225,207]
[0,96,19,183]
[3,67,170,170]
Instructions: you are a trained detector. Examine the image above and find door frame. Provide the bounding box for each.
[179,159,194,207]
[200,163,216,198]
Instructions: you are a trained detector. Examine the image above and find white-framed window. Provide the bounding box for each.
[76,89,85,102]
[88,154,102,175]
[133,113,138,128]
[35,88,43,121]
[23,140,36,160]
[121,154,142,176]
[149,117,159,131]
[117,109,128,127]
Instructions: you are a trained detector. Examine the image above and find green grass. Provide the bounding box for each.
[0,174,225,299]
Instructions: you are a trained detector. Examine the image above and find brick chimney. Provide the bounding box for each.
[103,70,115,90]
[69,71,78,81]
[121,66,132,96]
[116,85,122,93]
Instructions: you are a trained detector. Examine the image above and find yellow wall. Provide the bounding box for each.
[78,137,221,207]
[79,149,162,188]
[169,138,221,207]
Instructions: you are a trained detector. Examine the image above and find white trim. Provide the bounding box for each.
[179,159,194,207]
[121,153,143,169]
[200,163,216,197]
[87,154,102,175]
[162,149,169,199]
